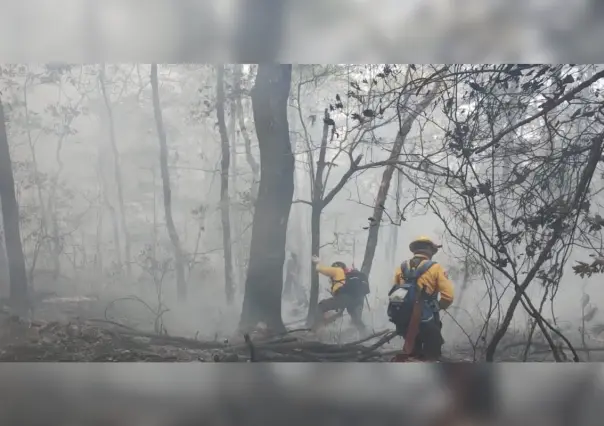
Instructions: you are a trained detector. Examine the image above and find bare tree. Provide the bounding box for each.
[99,64,132,276]
[239,64,294,333]
[0,94,29,311]
[45,70,87,282]
[150,64,187,302]
[360,76,442,276]
[229,65,249,291]
[234,65,260,200]
[216,65,235,305]
[21,69,55,280]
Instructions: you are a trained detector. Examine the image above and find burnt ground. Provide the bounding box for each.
[0,314,405,362]
[0,294,592,362]
[0,295,402,362]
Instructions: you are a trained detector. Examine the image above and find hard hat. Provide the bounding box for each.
[409,236,441,254]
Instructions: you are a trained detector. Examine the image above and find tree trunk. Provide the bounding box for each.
[47,90,86,281]
[22,77,56,282]
[306,207,321,324]
[305,110,331,325]
[94,199,104,274]
[96,114,122,268]
[229,66,247,291]
[150,64,187,302]
[0,96,29,311]
[239,64,294,333]
[360,89,440,276]
[233,65,258,289]
[285,102,309,305]
[99,64,132,276]
[216,65,235,305]
[235,77,260,200]
[0,222,9,297]
[387,170,402,266]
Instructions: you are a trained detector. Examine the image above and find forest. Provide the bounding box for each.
[0,63,604,362]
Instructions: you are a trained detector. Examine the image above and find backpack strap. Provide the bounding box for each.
[400,261,410,281]
[401,259,436,281]
[331,267,348,284]
[415,260,436,278]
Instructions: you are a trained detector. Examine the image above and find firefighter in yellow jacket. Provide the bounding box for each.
[311,255,369,335]
[388,236,454,360]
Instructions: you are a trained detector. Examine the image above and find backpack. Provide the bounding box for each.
[343,269,370,297]
[387,259,439,333]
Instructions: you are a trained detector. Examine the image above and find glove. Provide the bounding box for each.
[311,255,320,264]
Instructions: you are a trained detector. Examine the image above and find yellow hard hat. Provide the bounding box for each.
[409,236,441,253]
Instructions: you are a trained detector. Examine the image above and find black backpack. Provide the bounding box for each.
[344,269,370,296]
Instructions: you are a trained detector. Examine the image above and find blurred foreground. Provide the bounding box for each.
[0,364,601,426]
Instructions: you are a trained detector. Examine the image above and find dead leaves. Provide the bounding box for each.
[572,255,604,278]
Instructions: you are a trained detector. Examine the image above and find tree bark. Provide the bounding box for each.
[150,64,187,302]
[234,72,260,200]
[307,208,321,322]
[216,65,235,305]
[95,109,122,268]
[239,64,294,333]
[360,88,440,276]
[0,95,29,311]
[99,64,132,276]
[306,109,331,325]
[229,65,248,291]
[0,224,9,297]
[233,65,258,289]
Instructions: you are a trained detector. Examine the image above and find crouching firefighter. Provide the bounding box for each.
[387,236,454,361]
[311,255,370,336]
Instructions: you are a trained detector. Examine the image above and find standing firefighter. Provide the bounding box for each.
[311,255,369,336]
[387,236,454,361]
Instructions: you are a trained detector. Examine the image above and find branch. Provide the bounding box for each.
[474,69,604,155]
[320,237,337,249]
[321,154,363,208]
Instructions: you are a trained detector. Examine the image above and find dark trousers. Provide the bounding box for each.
[316,292,367,334]
[411,313,444,360]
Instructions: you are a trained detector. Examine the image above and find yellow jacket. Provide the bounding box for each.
[393,255,454,309]
[316,264,347,295]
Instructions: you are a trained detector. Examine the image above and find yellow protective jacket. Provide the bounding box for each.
[393,255,454,309]
[316,264,347,295]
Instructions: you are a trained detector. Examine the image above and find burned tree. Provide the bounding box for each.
[0,94,29,311]
[216,65,235,305]
[239,64,294,333]
[150,64,187,301]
